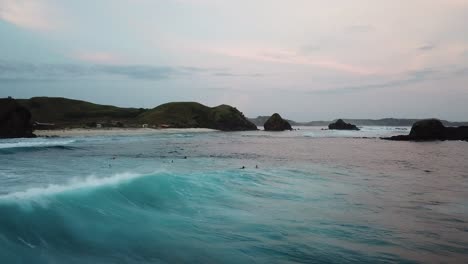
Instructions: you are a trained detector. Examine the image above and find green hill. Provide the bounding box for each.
[14,97,257,131]
[17,97,146,127]
[138,102,257,131]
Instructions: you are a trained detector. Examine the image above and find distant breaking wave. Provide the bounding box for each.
[0,138,76,149]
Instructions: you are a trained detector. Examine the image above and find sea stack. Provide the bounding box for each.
[383,119,468,141]
[0,97,35,138]
[264,113,292,131]
[328,119,359,131]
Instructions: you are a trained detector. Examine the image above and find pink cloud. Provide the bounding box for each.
[0,0,56,31]
[212,47,376,75]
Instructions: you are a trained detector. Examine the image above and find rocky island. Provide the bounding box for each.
[0,98,35,138]
[328,119,360,131]
[382,119,468,141]
[264,113,292,131]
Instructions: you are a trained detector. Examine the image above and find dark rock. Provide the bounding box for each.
[444,126,468,140]
[381,135,410,141]
[0,98,36,138]
[409,119,445,140]
[249,115,297,126]
[264,113,292,131]
[382,119,468,141]
[328,119,359,131]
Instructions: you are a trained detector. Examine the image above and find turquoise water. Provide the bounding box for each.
[1,127,467,263]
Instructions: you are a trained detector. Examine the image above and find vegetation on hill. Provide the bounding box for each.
[138,102,257,131]
[11,97,467,131]
[12,97,257,131]
[17,97,147,127]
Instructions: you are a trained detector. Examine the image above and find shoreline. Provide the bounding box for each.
[34,128,218,137]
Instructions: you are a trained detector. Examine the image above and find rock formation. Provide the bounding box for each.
[328,119,359,131]
[0,98,35,138]
[264,113,292,131]
[383,119,468,141]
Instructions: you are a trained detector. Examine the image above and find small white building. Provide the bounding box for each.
[142,124,148,128]
[96,123,102,128]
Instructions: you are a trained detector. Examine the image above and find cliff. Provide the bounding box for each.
[0,98,35,138]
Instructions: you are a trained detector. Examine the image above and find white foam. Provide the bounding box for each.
[301,126,409,138]
[0,172,152,201]
[0,139,76,149]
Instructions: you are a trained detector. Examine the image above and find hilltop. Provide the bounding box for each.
[138,102,257,131]
[14,97,257,131]
[17,97,146,128]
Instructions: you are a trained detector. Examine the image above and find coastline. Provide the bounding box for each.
[34,128,218,137]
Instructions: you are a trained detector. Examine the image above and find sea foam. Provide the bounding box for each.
[0,138,76,149]
[0,172,157,201]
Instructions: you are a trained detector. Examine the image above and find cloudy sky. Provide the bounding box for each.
[1,0,467,121]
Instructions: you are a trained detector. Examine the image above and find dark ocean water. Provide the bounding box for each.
[0,127,467,263]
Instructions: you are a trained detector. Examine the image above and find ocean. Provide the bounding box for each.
[0,127,467,263]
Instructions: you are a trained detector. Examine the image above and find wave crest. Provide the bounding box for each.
[0,172,152,201]
[0,139,76,149]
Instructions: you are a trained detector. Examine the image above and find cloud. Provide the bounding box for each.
[213,72,263,77]
[212,47,375,75]
[74,52,124,65]
[0,0,56,31]
[0,61,177,81]
[0,61,245,81]
[418,44,436,51]
[96,65,177,80]
[307,66,467,94]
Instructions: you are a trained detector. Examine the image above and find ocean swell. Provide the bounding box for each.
[0,170,197,263]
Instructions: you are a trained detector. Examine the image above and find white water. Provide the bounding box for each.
[0,172,152,201]
[0,138,76,149]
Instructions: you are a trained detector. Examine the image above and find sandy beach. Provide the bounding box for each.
[34,128,218,137]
